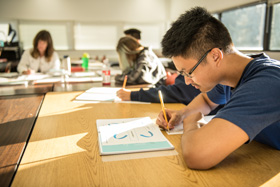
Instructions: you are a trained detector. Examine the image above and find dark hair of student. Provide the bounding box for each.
[124,28,141,40]
[31,30,55,62]
[161,7,233,60]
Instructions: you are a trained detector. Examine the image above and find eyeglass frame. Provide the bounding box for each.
[177,48,216,78]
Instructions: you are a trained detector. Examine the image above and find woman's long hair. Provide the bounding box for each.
[116,36,143,54]
[31,30,54,62]
[116,36,144,71]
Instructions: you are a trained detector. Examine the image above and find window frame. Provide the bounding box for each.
[268,2,280,51]
[213,1,280,52]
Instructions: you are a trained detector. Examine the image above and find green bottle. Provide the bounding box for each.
[82,53,89,70]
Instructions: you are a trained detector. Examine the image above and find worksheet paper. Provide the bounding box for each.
[75,87,150,103]
[75,87,121,102]
[166,115,215,135]
[96,117,174,155]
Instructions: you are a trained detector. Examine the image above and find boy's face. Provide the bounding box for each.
[172,54,218,93]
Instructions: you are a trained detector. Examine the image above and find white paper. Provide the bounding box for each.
[166,115,215,135]
[71,72,96,77]
[0,73,49,85]
[86,87,121,94]
[0,72,19,78]
[75,87,121,102]
[75,92,121,102]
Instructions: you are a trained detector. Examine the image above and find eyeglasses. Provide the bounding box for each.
[177,48,213,78]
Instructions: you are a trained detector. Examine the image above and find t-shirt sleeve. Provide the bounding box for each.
[213,76,280,145]
[207,84,230,105]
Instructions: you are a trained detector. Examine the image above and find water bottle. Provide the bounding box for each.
[62,55,71,76]
[102,59,111,86]
[82,53,89,71]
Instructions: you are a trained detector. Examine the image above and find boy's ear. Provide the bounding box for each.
[212,48,223,67]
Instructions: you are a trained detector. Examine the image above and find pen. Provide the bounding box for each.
[158,90,169,132]
[122,75,128,89]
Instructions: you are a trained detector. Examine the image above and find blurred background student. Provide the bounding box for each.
[115,36,166,86]
[17,30,60,74]
[124,28,141,43]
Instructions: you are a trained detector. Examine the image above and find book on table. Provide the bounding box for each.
[96,117,174,155]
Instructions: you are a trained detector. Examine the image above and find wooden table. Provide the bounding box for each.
[0,94,44,187]
[11,91,280,186]
[0,84,53,96]
[53,82,154,92]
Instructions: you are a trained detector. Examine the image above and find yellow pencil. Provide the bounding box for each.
[123,75,128,89]
[158,90,169,132]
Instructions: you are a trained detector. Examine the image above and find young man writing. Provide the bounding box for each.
[156,7,280,170]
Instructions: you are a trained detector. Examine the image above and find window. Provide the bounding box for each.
[221,4,266,50]
[124,24,164,49]
[19,21,70,50]
[270,3,280,50]
[74,24,118,50]
[212,13,219,20]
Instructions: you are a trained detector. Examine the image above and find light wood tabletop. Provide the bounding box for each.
[12,92,280,187]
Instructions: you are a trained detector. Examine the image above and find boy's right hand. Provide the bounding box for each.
[156,108,185,130]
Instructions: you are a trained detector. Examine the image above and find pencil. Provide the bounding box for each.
[123,75,128,89]
[158,90,169,132]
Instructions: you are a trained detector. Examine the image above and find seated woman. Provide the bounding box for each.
[17,30,60,74]
[115,36,166,86]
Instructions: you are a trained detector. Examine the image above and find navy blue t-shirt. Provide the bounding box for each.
[207,53,280,150]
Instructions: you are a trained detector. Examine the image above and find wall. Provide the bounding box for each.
[0,0,169,61]
[0,0,167,22]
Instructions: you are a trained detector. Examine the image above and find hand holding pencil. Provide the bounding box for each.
[116,75,131,101]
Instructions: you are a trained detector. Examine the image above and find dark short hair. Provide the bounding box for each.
[124,28,141,40]
[161,7,233,59]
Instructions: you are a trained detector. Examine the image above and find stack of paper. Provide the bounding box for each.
[0,73,49,85]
